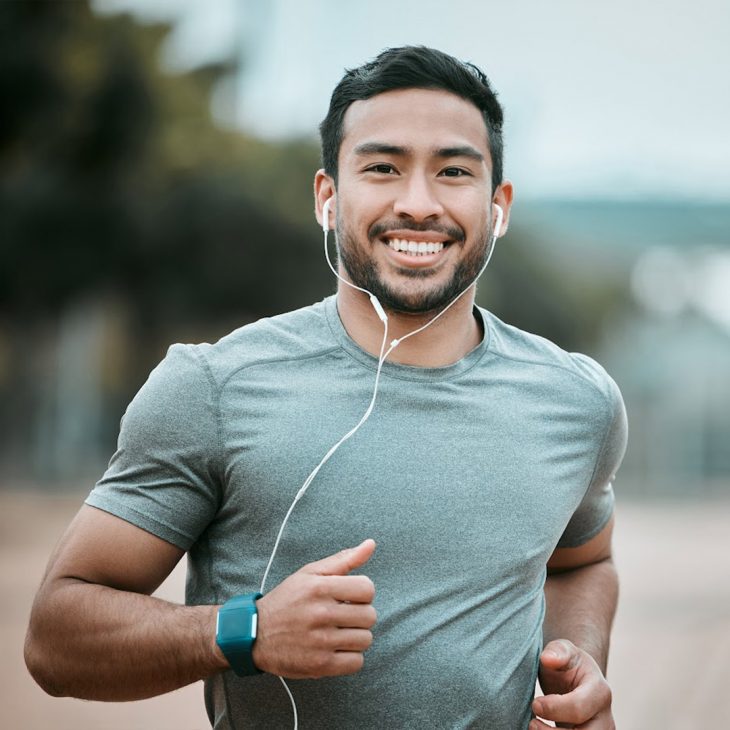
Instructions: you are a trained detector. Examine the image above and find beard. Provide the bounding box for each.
[336,218,493,315]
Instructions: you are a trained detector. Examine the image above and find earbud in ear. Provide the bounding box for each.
[492,203,504,238]
[322,197,334,233]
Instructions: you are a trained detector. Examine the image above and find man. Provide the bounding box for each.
[26,46,626,729]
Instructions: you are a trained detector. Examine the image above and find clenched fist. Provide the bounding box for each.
[251,539,377,678]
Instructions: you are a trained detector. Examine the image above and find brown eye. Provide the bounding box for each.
[441,167,468,177]
[367,164,396,174]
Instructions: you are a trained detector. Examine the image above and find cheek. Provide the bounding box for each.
[338,200,388,239]
[456,207,491,242]
[445,190,490,219]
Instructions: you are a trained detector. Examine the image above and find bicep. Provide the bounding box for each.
[547,513,614,574]
[42,505,184,595]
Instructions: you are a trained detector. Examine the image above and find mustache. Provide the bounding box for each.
[368,220,465,242]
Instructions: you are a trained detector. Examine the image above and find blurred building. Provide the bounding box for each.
[525,201,730,497]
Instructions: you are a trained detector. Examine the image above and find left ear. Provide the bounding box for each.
[314,169,336,230]
[492,180,514,237]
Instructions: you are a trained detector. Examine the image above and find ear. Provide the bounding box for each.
[314,169,336,230]
[492,180,514,237]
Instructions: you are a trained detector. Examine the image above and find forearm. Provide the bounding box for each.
[542,557,618,673]
[25,577,227,700]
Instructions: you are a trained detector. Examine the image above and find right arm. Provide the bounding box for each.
[24,505,225,700]
[25,505,377,700]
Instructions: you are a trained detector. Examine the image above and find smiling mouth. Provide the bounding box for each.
[386,239,446,256]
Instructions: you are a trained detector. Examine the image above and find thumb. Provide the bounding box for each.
[304,539,376,576]
[540,639,579,671]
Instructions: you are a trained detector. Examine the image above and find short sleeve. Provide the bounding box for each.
[86,344,222,550]
[557,371,628,548]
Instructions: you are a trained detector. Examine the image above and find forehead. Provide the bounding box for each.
[340,88,491,162]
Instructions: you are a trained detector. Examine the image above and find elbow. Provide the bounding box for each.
[24,622,68,698]
[23,631,68,697]
[23,628,68,697]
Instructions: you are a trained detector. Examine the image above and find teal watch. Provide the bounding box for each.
[216,593,263,676]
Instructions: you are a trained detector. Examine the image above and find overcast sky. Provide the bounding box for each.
[95,0,730,201]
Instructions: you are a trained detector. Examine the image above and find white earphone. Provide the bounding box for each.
[493,203,504,238]
[322,196,333,232]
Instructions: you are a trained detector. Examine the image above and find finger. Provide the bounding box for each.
[332,628,373,652]
[540,639,580,672]
[338,603,377,629]
[322,650,365,676]
[533,682,610,726]
[326,574,376,603]
[303,539,376,577]
[574,712,614,730]
[317,602,376,629]
[528,720,555,730]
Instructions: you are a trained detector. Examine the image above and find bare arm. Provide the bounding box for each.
[25,505,377,701]
[543,514,618,671]
[24,505,227,700]
[531,515,617,729]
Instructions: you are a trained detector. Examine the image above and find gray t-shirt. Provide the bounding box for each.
[87,296,627,729]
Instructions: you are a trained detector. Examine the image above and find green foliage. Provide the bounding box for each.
[0,0,329,329]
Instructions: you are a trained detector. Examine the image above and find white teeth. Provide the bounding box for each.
[387,239,445,256]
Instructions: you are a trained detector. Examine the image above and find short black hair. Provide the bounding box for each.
[319,46,504,191]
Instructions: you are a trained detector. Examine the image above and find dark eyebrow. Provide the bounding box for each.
[434,146,484,162]
[352,142,484,163]
[353,142,412,157]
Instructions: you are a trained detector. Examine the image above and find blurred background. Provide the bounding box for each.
[1,1,728,728]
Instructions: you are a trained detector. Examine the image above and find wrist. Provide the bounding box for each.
[193,604,230,673]
[210,608,230,671]
[215,593,263,676]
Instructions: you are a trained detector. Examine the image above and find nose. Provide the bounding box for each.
[392,174,444,222]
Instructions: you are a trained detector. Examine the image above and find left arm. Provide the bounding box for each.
[531,515,618,729]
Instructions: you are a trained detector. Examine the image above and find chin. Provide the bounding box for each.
[376,287,457,315]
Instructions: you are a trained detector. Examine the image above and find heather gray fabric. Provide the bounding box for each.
[87,295,627,729]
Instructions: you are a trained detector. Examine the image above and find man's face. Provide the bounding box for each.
[331,88,496,315]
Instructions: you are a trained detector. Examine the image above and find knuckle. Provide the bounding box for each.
[310,575,330,598]
[310,602,332,625]
[324,629,343,651]
[311,652,330,674]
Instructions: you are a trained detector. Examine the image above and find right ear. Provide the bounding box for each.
[491,180,514,238]
[314,169,336,231]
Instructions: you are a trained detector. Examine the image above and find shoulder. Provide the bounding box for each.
[117,299,337,445]
[161,298,337,390]
[480,307,622,411]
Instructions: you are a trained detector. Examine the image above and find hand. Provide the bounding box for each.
[251,539,377,679]
[531,639,614,729]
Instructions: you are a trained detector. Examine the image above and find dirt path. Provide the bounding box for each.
[2,491,728,729]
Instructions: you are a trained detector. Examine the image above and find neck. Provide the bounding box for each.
[335,284,483,367]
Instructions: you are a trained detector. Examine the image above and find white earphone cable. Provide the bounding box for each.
[259,312,389,595]
[262,202,503,729]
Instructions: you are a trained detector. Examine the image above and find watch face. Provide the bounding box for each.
[216,597,262,676]
[218,608,254,640]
